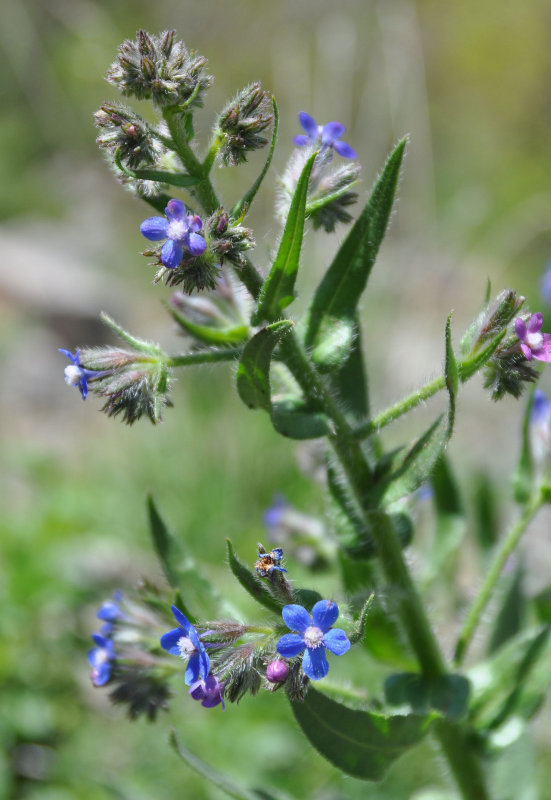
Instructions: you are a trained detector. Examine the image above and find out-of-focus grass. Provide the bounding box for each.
[2,0,551,797]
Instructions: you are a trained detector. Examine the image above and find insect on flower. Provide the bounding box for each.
[255,545,287,577]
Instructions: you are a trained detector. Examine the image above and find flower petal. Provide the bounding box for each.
[160,627,185,655]
[161,239,184,269]
[171,605,192,634]
[528,313,544,333]
[165,198,187,220]
[282,604,311,634]
[302,646,329,680]
[332,139,357,159]
[185,653,201,685]
[189,679,206,701]
[520,343,533,360]
[276,633,306,658]
[293,134,309,147]
[187,214,203,233]
[186,232,207,256]
[59,348,77,363]
[515,318,527,340]
[321,121,345,146]
[97,600,122,621]
[140,217,169,241]
[298,111,318,139]
[312,599,339,632]
[91,662,112,686]
[533,337,551,362]
[323,628,351,656]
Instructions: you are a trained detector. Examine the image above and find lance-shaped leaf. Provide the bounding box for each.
[271,396,331,439]
[231,96,279,220]
[423,454,466,583]
[165,301,248,347]
[147,496,223,619]
[385,672,470,720]
[290,687,436,781]
[252,152,317,323]
[236,321,293,411]
[226,539,283,615]
[487,563,526,655]
[302,138,407,371]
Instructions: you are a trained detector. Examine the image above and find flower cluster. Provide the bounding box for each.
[94,102,159,170]
[217,82,274,167]
[107,30,212,109]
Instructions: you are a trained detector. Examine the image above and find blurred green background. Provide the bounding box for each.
[2,0,551,798]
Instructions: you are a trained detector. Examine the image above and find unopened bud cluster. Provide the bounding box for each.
[94,103,159,170]
[216,83,273,167]
[107,30,212,109]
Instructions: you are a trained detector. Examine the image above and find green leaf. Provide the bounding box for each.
[252,152,317,323]
[385,673,470,720]
[231,96,279,220]
[114,148,200,187]
[236,321,294,411]
[226,539,283,615]
[472,472,500,552]
[444,313,458,436]
[469,625,551,732]
[165,301,248,347]
[290,687,435,781]
[271,396,330,439]
[170,731,265,800]
[303,138,407,370]
[513,389,535,504]
[424,454,466,583]
[487,563,525,655]
[147,496,223,619]
[292,588,323,610]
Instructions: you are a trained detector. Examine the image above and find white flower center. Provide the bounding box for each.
[303,625,324,649]
[167,219,188,242]
[177,635,196,659]
[526,331,543,350]
[96,649,109,664]
[64,365,82,386]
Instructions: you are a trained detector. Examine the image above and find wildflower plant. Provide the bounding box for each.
[62,28,551,800]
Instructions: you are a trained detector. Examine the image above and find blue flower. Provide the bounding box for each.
[160,605,210,686]
[263,494,289,529]
[96,594,126,636]
[59,348,104,400]
[140,198,207,270]
[189,674,225,709]
[530,388,551,464]
[88,633,115,686]
[293,112,356,159]
[276,599,350,680]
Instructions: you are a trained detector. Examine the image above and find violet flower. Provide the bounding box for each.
[294,112,356,159]
[189,675,225,709]
[59,349,106,400]
[140,199,206,270]
[276,600,350,681]
[88,633,115,686]
[160,605,210,686]
[515,313,551,362]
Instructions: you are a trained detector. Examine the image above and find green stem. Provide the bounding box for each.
[167,348,242,367]
[203,134,223,174]
[434,720,492,800]
[356,374,446,438]
[454,491,543,665]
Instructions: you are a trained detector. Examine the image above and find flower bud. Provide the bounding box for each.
[94,102,160,170]
[266,659,289,683]
[107,29,213,109]
[217,83,273,166]
[206,208,256,268]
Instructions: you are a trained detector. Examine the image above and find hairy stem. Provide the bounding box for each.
[454,491,543,665]
[168,348,242,367]
[356,374,446,438]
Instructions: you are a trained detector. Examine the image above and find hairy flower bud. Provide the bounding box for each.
[107,29,213,109]
[266,659,289,683]
[217,83,273,166]
[94,102,159,169]
[206,208,256,268]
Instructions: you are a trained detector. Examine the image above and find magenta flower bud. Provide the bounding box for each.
[266,659,289,683]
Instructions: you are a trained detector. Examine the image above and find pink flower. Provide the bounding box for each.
[515,313,551,362]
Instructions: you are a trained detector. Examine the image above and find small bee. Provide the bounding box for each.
[255,543,288,578]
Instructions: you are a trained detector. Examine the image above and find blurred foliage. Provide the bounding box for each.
[2,0,551,798]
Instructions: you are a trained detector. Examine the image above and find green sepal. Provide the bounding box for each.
[236,321,294,411]
[230,96,279,220]
[348,593,375,644]
[252,152,317,323]
[114,148,200,187]
[302,138,407,370]
[513,389,535,504]
[225,538,282,615]
[147,496,222,618]
[165,300,249,347]
[290,686,436,781]
[385,673,470,720]
[458,327,507,382]
[271,395,331,439]
[100,312,163,356]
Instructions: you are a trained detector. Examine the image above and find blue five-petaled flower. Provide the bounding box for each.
[276,600,350,681]
[59,348,104,400]
[160,605,210,686]
[140,198,207,270]
[294,112,357,159]
[88,633,115,686]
